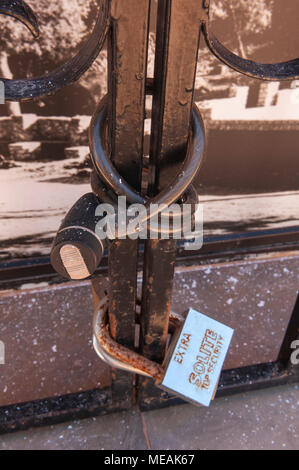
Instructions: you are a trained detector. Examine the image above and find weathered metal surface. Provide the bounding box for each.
[0,388,112,435]
[139,361,299,412]
[107,0,150,189]
[105,240,137,408]
[1,0,110,101]
[1,0,299,426]
[148,0,202,193]
[139,0,203,406]
[93,294,185,379]
[93,295,164,380]
[103,0,150,408]
[1,251,298,424]
[140,240,176,363]
[139,251,299,410]
[172,254,299,370]
[0,279,111,408]
[0,0,39,38]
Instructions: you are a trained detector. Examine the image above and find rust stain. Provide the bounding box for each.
[93,298,180,382]
[109,312,117,339]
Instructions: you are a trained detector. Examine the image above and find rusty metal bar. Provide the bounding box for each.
[93,295,183,380]
[108,0,150,189]
[106,0,151,407]
[148,0,202,194]
[140,240,177,363]
[138,0,202,406]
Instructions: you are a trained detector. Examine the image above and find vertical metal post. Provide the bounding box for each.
[107,0,151,407]
[139,0,202,407]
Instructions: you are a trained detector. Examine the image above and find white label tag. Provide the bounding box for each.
[160,308,234,407]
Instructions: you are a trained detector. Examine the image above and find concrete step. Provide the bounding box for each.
[32,117,72,142]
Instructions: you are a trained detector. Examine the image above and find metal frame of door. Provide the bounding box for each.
[0,0,299,432]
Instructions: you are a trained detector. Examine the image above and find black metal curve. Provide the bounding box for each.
[202,17,299,81]
[0,0,39,37]
[1,0,110,101]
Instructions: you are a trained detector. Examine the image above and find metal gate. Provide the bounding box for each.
[0,0,299,432]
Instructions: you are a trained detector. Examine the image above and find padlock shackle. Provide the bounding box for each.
[92,296,185,382]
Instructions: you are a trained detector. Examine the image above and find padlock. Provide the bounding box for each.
[51,193,108,280]
[93,297,234,407]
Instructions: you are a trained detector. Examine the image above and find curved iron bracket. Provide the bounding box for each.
[2,0,299,104]
[201,0,299,81]
[0,0,39,38]
[0,0,110,101]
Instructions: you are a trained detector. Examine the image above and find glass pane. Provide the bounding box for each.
[195,0,299,237]
[0,1,299,260]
